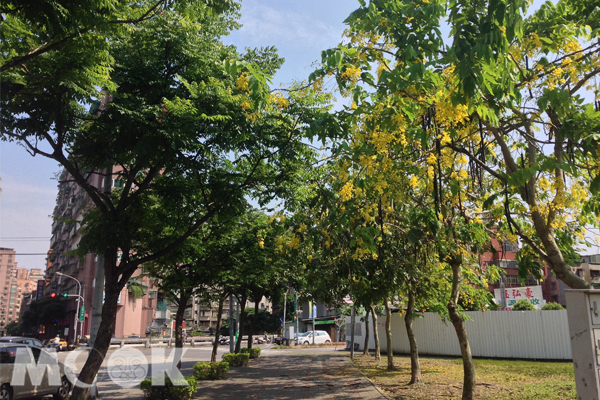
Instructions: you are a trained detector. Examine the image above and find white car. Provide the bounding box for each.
[0,344,71,400]
[295,331,331,345]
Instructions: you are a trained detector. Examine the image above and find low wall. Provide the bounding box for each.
[348,310,572,360]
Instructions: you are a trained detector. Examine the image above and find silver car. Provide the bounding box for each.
[0,337,45,348]
[0,344,71,400]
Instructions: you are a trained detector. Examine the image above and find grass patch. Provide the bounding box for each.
[354,355,576,399]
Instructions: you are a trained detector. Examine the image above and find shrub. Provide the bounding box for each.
[193,361,229,380]
[511,299,536,311]
[140,376,198,400]
[541,302,565,310]
[240,347,261,359]
[222,352,250,367]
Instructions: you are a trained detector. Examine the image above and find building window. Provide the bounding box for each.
[502,241,514,252]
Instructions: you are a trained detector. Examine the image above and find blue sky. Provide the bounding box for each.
[0,1,359,268]
[2,0,597,269]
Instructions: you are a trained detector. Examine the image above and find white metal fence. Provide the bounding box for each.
[348,310,572,360]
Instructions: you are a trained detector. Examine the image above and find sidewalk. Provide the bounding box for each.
[195,348,388,399]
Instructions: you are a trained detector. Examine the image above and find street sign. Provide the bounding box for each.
[279,317,284,324]
[36,280,45,301]
[79,306,85,322]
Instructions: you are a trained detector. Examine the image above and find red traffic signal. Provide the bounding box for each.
[50,293,56,298]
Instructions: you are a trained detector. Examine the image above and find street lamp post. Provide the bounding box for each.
[56,272,82,345]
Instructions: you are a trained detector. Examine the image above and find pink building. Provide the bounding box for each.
[46,169,157,342]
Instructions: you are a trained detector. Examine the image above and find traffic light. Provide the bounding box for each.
[50,293,56,298]
[50,293,67,298]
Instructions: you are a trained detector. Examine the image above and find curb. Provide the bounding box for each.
[350,357,394,400]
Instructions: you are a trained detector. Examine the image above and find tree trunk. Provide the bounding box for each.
[448,257,476,400]
[70,253,134,400]
[370,304,381,361]
[234,292,247,353]
[490,124,589,289]
[248,295,261,349]
[405,288,421,384]
[384,296,394,370]
[363,307,370,356]
[211,296,225,363]
[174,292,189,370]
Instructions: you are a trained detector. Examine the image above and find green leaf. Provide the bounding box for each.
[482,193,500,209]
[591,174,600,195]
[450,179,460,197]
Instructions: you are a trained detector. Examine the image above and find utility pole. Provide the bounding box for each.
[500,276,507,309]
[295,291,299,343]
[229,294,234,354]
[282,291,287,339]
[312,301,316,345]
[235,297,240,351]
[350,307,356,359]
[90,166,112,347]
[56,272,81,345]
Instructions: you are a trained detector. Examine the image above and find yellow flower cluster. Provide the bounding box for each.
[426,153,437,165]
[269,93,290,110]
[287,234,301,250]
[341,66,362,83]
[236,72,250,92]
[339,181,354,201]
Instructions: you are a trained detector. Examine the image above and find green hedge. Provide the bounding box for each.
[193,361,229,380]
[240,347,261,359]
[140,376,198,400]
[512,299,536,311]
[541,302,565,310]
[222,352,250,367]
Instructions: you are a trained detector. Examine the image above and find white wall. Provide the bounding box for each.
[348,310,572,360]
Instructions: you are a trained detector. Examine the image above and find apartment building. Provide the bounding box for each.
[481,237,564,306]
[0,248,19,331]
[46,168,156,342]
[190,295,272,332]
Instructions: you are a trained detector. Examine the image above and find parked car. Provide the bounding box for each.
[0,343,71,400]
[295,330,332,345]
[0,337,45,348]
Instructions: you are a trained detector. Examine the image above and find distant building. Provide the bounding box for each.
[481,237,564,307]
[0,248,19,332]
[189,294,270,332]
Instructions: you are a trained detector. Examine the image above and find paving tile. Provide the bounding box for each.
[194,349,387,400]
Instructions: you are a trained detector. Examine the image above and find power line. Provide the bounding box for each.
[0,239,50,241]
[0,237,50,239]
